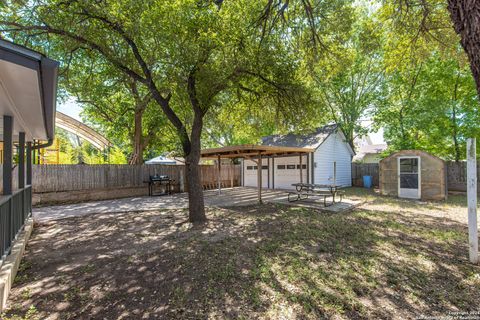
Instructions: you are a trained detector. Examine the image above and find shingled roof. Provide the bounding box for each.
[261,124,339,149]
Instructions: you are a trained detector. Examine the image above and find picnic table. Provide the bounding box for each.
[288,183,345,206]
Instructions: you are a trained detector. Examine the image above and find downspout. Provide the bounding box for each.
[31,138,54,150]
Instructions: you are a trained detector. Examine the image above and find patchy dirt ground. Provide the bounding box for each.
[3,188,480,319]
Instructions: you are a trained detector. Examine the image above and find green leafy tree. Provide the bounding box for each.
[1,0,317,222]
[378,0,480,159]
[375,53,480,160]
[309,12,385,150]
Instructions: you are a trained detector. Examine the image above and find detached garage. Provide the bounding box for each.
[242,124,354,190]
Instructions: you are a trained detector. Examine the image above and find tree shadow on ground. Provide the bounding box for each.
[3,196,480,320]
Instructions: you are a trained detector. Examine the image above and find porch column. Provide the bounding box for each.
[32,141,36,164]
[217,155,221,194]
[26,141,32,185]
[299,154,303,184]
[3,115,13,195]
[272,156,275,189]
[18,132,25,189]
[257,152,262,203]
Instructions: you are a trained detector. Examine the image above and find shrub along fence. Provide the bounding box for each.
[27,164,241,205]
[352,161,479,193]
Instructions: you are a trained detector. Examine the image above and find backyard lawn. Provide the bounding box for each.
[2,188,479,319]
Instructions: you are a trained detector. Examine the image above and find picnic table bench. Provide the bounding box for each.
[288,183,345,207]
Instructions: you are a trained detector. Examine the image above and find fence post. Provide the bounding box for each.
[180,167,185,192]
[467,138,478,264]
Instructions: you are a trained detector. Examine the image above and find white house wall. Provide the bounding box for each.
[313,132,352,186]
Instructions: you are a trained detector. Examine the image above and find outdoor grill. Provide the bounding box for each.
[147,174,173,196]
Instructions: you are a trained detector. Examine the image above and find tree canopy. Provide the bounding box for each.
[1,0,480,221]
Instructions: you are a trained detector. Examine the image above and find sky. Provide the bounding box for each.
[57,97,83,121]
[57,98,386,145]
[370,129,385,145]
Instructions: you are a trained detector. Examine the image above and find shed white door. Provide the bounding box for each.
[398,157,421,199]
[244,159,268,188]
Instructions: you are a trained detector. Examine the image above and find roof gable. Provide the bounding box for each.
[261,124,338,149]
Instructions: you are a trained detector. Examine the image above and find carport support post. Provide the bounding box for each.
[467,138,478,264]
[299,154,303,183]
[258,153,262,204]
[217,155,221,194]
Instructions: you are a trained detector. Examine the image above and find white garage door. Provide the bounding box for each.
[244,159,268,188]
[273,156,308,190]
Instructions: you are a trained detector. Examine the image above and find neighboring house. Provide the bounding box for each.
[243,124,355,189]
[353,143,388,163]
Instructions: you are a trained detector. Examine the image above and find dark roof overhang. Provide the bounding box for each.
[0,39,59,141]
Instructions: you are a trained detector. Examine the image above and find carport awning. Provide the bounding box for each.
[201,144,314,204]
[201,144,314,159]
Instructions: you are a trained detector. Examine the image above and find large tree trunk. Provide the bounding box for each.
[184,112,207,223]
[448,0,480,96]
[185,152,206,223]
[129,109,144,165]
[452,75,461,162]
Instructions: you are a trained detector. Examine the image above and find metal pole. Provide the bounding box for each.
[26,141,32,185]
[257,153,262,203]
[230,159,234,188]
[467,138,478,264]
[217,155,221,195]
[3,116,13,195]
[18,132,25,189]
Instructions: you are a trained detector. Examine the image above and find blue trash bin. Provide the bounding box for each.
[363,175,373,188]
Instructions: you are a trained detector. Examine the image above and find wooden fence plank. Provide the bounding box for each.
[28,164,240,194]
[353,161,480,193]
[351,163,379,187]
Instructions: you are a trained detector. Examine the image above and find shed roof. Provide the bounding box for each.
[380,149,445,164]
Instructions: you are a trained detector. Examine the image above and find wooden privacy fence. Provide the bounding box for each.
[29,164,241,193]
[353,161,480,193]
[447,161,480,193]
[351,163,379,187]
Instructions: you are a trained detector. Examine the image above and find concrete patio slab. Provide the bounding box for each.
[33,187,361,222]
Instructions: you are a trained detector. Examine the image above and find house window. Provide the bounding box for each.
[253,166,258,170]
[277,165,286,170]
[286,165,296,169]
[247,166,253,170]
[262,165,268,170]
